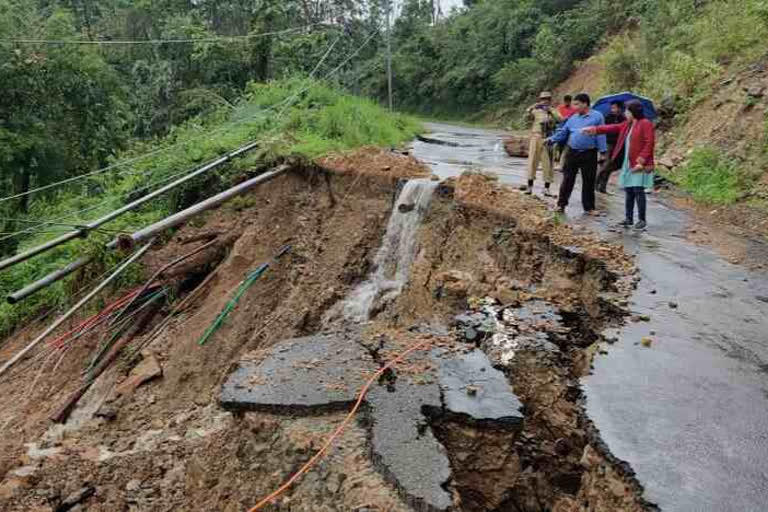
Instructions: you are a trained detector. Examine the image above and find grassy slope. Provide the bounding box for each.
[0,78,421,336]
[596,0,768,205]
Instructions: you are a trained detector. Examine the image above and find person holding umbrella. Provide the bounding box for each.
[595,100,627,193]
[581,100,656,230]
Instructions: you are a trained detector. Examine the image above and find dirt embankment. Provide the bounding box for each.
[658,55,768,245]
[0,161,411,511]
[0,157,649,511]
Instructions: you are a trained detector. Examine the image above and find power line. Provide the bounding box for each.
[0,26,374,208]
[275,33,344,118]
[0,23,324,46]
[0,27,376,249]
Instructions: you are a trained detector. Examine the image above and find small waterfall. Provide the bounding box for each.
[340,179,439,322]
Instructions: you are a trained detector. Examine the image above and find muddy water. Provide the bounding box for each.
[413,123,768,511]
[341,178,439,322]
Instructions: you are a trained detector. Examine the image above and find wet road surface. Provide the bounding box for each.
[412,122,768,511]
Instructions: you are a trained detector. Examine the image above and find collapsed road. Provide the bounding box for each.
[413,123,768,511]
[1,124,765,511]
[0,145,650,511]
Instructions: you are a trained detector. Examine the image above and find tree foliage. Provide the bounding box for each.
[347,0,636,118]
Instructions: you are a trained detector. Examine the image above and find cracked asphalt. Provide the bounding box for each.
[413,122,768,511]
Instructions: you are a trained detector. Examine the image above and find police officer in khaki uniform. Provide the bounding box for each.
[521,91,561,196]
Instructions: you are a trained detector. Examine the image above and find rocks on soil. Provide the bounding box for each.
[115,355,163,397]
[503,134,529,158]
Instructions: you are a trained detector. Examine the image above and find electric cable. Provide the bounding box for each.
[0,25,348,206]
[0,23,322,46]
[247,337,434,511]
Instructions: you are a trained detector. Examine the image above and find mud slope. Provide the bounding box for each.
[0,160,419,510]
[1,160,648,511]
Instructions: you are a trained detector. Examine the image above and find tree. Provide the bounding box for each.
[0,3,128,253]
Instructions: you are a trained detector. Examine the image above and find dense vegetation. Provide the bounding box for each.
[597,0,768,204]
[2,0,767,334]
[0,0,389,253]
[601,0,768,111]
[0,77,419,335]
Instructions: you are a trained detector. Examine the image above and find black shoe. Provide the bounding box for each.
[519,185,529,191]
[597,186,607,194]
[634,220,647,230]
[525,188,533,195]
[543,189,555,198]
[617,220,632,228]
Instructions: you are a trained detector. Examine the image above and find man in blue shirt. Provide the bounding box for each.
[547,93,607,214]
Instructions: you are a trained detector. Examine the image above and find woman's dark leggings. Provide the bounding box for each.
[625,186,647,223]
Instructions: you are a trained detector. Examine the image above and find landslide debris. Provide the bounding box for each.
[0,155,651,512]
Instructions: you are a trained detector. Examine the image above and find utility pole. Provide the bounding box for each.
[386,0,393,111]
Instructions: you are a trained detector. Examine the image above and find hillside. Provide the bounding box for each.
[2,2,768,511]
[541,0,768,239]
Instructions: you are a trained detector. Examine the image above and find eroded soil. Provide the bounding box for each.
[0,157,652,511]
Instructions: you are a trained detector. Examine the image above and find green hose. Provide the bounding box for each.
[197,245,291,346]
[197,265,268,346]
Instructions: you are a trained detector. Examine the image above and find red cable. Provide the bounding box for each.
[247,338,434,512]
[48,290,139,348]
[47,284,159,349]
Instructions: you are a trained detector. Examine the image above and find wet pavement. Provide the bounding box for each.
[413,123,768,511]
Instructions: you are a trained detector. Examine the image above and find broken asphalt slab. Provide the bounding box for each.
[220,334,375,414]
[432,349,524,429]
[413,121,768,511]
[220,333,524,511]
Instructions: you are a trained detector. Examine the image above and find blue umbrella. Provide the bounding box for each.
[593,92,658,121]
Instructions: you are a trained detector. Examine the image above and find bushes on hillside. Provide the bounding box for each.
[676,148,754,204]
[603,0,768,114]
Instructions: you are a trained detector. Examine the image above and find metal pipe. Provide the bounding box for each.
[8,258,93,304]
[0,241,154,378]
[0,141,260,273]
[129,164,288,243]
[8,165,290,304]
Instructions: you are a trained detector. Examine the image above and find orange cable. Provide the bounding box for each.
[247,338,435,512]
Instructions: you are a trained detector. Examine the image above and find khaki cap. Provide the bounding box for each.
[539,91,553,99]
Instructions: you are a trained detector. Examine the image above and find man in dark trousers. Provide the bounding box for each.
[547,93,607,215]
[596,100,627,193]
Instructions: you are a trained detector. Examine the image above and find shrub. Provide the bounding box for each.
[603,36,645,92]
[0,79,421,337]
[679,148,747,204]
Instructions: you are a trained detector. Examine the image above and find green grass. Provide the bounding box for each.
[677,148,748,204]
[602,0,768,113]
[0,78,421,337]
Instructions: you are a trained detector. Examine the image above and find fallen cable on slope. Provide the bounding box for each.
[50,290,166,424]
[0,287,149,386]
[8,165,290,304]
[198,245,291,346]
[0,241,154,378]
[109,238,220,330]
[247,337,435,512]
